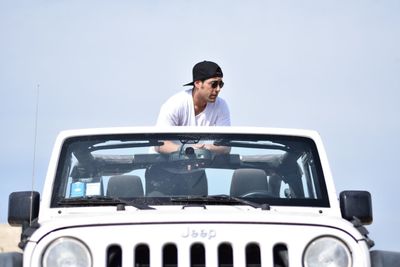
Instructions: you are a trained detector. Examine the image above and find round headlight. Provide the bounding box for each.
[42,237,92,267]
[303,236,352,267]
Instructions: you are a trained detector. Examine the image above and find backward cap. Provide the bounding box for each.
[183,61,223,86]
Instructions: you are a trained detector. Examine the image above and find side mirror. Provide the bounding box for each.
[340,190,373,225]
[8,191,40,226]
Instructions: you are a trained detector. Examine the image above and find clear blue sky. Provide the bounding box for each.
[1,0,399,251]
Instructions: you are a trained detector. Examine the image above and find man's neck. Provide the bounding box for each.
[192,89,207,116]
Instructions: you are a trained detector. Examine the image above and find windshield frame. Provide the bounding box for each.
[51,133,330,208]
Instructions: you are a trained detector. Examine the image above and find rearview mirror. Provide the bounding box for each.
[340,190,373,225]
[8,191,40,226]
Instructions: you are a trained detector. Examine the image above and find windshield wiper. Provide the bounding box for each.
[58,196,154,210]
[170,195,270,210]
[89,140,164,152]
[214,140,289,151]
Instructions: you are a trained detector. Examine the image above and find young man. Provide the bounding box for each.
[156,60,231,153]
[157,60,230,127]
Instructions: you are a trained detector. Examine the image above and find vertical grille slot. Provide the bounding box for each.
[246,243,261,267]
[273,243,289,267]
[218,242,233,267]
[107,245,122,267]
[163,243,177,267]
[190,243,205,267]
[135,244,150,267]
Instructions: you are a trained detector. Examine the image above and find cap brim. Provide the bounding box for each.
[183,81,194,86]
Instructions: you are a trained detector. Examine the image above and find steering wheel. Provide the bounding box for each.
[239,190,275,198]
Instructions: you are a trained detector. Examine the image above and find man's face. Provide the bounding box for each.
[196,77,224,103]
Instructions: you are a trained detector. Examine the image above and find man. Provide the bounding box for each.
[156,60,230,127]
[156,60,231,153]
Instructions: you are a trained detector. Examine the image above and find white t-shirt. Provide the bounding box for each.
[156,89,231,126]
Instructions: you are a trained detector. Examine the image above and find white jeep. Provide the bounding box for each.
[1,127,399,267]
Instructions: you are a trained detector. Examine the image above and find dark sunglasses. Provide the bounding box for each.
[209,80,224,89]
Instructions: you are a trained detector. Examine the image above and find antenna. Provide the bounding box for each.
[30,84,40,224]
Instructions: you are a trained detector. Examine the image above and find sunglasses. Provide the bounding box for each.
[209,80,224,89]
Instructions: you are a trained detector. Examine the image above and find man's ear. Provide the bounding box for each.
[194,80,202,88]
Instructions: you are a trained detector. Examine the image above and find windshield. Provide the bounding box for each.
[52,133,329,207]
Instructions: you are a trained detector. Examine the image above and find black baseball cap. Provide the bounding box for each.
[183,61,223,86]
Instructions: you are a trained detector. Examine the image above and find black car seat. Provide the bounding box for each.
[145,166,208,197]
[107,175,144,198]
[230,168,269,197]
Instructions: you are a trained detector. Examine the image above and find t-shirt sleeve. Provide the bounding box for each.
[156,101,179,126]
[216,98,231,126]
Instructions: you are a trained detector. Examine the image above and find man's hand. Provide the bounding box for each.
[193,143,231,154]
[155,140,180,153]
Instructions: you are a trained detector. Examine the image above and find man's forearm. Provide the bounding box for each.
[155,140,180,154]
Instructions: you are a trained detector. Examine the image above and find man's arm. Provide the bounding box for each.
[193,143,231,154]
[155,140,180,154]
[156,142,230,154]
